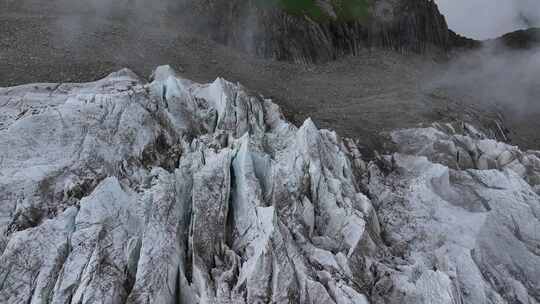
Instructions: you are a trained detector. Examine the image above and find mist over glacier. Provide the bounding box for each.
[1,0,540,303]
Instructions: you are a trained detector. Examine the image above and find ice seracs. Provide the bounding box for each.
[0,66,538,303]
[372,123,540,303]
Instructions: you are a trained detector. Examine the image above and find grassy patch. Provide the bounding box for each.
[332,0,370,21]
[254,0,371,22]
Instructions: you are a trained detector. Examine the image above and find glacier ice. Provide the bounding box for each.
[0,66,538,303]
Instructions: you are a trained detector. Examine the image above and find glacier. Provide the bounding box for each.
[0,66,538,304]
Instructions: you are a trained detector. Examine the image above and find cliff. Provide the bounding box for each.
[184,0,479,63]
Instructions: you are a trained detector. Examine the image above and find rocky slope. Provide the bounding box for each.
[0,67,538,303]
[184,0,478,63]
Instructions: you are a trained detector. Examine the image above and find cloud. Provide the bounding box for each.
[435,0,540,39]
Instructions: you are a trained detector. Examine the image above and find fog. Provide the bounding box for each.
[425,0,540,148]
[436,0,540,39]
[432,45,540,109]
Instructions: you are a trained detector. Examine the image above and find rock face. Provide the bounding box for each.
[184,0,477,63]
[0,66,539,303]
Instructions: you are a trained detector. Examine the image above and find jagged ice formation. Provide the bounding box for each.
[0,67,538,303]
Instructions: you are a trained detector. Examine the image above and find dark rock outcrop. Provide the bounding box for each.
[183,0,477,63]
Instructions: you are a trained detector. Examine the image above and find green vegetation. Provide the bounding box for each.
[332,0,370,21]
[254,0,370,22]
